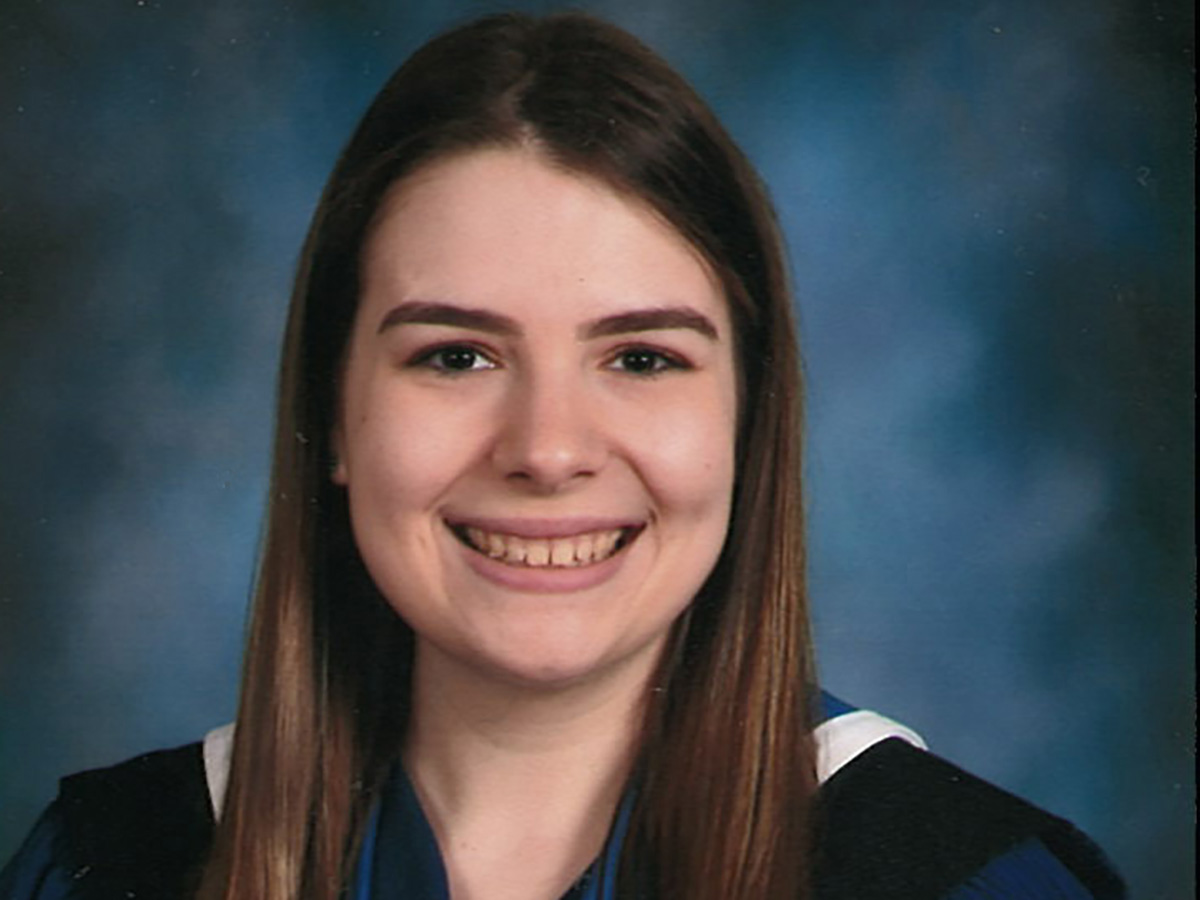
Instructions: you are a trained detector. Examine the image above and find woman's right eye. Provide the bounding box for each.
[409,344,498,373]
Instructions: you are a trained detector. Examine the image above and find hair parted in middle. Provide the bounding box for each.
[201,12,816,900]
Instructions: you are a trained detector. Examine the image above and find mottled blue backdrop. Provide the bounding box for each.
[0,1,1192,896]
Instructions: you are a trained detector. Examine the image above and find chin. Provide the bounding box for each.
[484,647,615,690]
[473,632,662,693]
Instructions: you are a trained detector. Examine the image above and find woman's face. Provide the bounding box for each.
[334,148,738,690]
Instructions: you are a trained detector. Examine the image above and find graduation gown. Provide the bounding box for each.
[0,696,1126,899]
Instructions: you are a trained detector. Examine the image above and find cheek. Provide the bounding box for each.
[632,391,737,517]
[343,392,480,517]
[341,401,474,608]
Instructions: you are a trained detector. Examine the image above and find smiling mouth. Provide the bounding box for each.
[449,523,642,568]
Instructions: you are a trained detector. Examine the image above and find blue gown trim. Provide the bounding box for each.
[817,690,857,722]
[351,796,381,900]
[943,836,1096,899]
[0,803,74,900]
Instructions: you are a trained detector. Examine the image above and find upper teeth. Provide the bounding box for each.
[463,527,627,567]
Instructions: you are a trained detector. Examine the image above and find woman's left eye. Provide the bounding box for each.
[607,347,689,375]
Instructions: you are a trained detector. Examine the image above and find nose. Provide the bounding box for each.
[491,369,606,491]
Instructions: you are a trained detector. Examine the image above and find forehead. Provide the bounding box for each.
[358,148,730,329]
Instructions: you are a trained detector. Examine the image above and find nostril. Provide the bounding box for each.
[495,434,602,486]
[490,384,606,487]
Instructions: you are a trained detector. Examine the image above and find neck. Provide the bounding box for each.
[403,642,656,899]
[406,641,652,814]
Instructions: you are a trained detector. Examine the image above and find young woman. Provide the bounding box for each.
[0,13,1124,900]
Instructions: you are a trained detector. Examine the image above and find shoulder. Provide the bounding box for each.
[812,695,1126,900]
[0,737,220,900]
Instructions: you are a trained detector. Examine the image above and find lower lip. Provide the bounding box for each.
[451,529,636,594]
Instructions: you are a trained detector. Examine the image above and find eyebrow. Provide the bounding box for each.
[581,307,719,341]
[378,301,520,336]
[377,301,720,341]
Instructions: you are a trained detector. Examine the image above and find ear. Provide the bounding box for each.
[330,428,349,485]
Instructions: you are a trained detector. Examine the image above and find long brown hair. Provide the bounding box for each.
[199,12,816,900]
